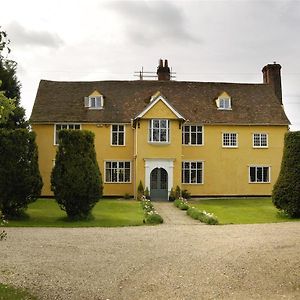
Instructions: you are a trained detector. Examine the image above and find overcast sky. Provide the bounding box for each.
[2,0,300,130]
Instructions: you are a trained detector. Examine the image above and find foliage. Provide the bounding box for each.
[51,130,103,220]
[175,185,181,199]
[182,189,191,199]
[0,213,7,241]
[174,197,189,210]
[140,197,163,224]
[168,187,176,202]
[272,131,300,218]
[0,28,27,129]
[124,193,131,199]
[137,180,144,200]
[0,129,42,218]
[0,89,15,124]
[187,207,219,225]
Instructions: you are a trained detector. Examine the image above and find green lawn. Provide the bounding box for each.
[189,198,300,224]
[0,283,37,300]
[6,199,144,227]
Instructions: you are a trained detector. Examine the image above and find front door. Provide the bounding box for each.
[150,168,168,200]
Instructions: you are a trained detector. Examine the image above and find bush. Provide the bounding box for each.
[272,131,300,218]
[168,188,176,202]
[175,185,181,199]
[137,180,144,200]
[0,129,43,218]
[182,189,191,200]
[144,187,150,200]
[187,207,219,225]
[124,193,131,199]
[51,130,102,220]
[174,197,189,210]
[140,197,163,224]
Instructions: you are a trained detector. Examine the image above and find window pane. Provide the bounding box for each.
[106,169,111,182]
[184,132,189,144]
[153,120,159,128]
[125,162,130,168]
[250,167,256,182]
[153,129,160,141]
[160,120,167,128]
[197,132,202,144]
[160,129,167,142]
[197,170,202,183]
[263,167,269,182]
[257,167,263,182]
[191,170,197,183]
[184,170,190,183]
[118,133,124,145]
[125,169,130,182]
[191,132,196,144]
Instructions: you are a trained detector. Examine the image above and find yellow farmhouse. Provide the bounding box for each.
[30,60,290,200]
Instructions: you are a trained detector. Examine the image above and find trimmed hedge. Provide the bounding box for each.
[272,131,300,218]
[51,130,103,220]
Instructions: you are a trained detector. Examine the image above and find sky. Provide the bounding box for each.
[1,0,300,130]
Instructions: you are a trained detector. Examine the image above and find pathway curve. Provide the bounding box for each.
[153,201,202,225]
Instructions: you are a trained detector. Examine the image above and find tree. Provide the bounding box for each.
[0,88,15,124]
[51,130,103,220]
[0,129,43,218]
[0,28,27,129]
[272,131,300,218]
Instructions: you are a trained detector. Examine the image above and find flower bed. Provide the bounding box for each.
[174,198,219,225]
[140,197,163,224]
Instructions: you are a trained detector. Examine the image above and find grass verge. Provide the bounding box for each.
[189,197,300,224]
[0,283,37,300]
[6,199,144,227]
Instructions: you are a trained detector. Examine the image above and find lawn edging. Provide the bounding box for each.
[174,198,219,225]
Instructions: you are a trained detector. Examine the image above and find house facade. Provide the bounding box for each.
[30,60,290,200]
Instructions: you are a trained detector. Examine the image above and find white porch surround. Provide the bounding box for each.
[144,158,175,196]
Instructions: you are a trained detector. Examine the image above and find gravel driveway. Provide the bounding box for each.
[1,222,299,299]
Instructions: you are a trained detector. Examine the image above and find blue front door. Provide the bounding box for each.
[150,168,168,200]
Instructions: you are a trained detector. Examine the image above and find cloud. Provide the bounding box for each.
[6,21,64,49]
[105,1,200,46]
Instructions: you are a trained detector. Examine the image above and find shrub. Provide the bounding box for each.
[182,189,191,200]
[187,207,219,225]
[140,197,163,224]
[168,188,176,202]
[175,185,181,199]
[51,130,102,220]
[124,193,131,199]
[0,129,43,218]
[174,197,190,210]
[137,180,144,200]
[0,213,7,241]
[272,131,300,218]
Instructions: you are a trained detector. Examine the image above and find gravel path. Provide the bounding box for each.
[0,222,299,300]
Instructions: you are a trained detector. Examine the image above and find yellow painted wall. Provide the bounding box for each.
[33,120,287,198]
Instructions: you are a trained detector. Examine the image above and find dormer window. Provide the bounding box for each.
[84,91,104,109]
[216,92,232,110]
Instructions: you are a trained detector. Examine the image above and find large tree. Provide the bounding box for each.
[0,28,27,129]
[272,131,300,218]
[51,130,103,220]
[0,129,43,218]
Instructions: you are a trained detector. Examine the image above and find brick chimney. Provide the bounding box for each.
[157,59,170,81]
[262,62,282,104]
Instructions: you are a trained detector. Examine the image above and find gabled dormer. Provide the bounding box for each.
[215,91,232,110]
[84,90,104,110]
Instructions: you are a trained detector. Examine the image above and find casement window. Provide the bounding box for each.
[84,95,104,109]
[253,133,268,148]
[149,119,170,143]
[111,125,125,146]
[105,161,131,183]
[249,166,270,183]
[219,98,231,109]
[222,132,238,147]
[182,125,203,145]
[54,124,81,145]
[182,161,203,184]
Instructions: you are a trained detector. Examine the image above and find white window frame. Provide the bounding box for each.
[149,119,170,143]
[182,125,203,146]
[249,165,271,183]
[253,133,268,148]
[54,123,81,145]
[111,124,125,146]
[217,98,232,110]
[222,132,238,148]
[104,160,131,183]
[182,161,204,184]
[85,96,104,109]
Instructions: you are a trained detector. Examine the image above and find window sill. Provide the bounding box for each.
[148,142,170,145]
[253,146,269,149]
[104,182,132,184]
[183,144,204,147]
[248,182,270,184]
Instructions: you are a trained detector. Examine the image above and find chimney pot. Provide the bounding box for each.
[262,63,282,104]
[157,58,171,81]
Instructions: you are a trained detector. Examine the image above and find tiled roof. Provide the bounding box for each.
[30,79,290,125]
